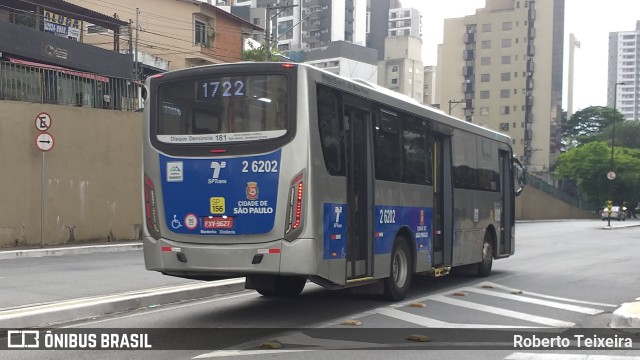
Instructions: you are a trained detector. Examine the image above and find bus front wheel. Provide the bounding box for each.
[476,234,493,277]
[383,237,412,301]
[250,275,307,298]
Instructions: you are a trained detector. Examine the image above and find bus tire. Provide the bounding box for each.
[383,237,412,301]
[253,275,307,298]
[477,233,493,277]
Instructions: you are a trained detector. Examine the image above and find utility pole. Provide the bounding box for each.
[263,4,297,61]
[134,8,140,79]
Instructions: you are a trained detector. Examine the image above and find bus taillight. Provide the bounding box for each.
[285,172,304,236]
[144,175,161,240]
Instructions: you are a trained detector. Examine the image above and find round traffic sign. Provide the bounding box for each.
[184,213,198,230]
[35,132,54,151]
[607,171,616,180]
[35,112,52,132]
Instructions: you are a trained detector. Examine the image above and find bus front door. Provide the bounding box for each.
[343,104,374,281]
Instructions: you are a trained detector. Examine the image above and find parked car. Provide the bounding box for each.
[601,206,626,221]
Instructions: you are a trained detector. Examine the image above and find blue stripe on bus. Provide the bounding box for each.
[159,150,281,235]
[323,203,432,260]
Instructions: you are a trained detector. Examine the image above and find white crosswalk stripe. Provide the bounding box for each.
[429,294,576,327]
[480,282,618,307]
[461,287,604,314]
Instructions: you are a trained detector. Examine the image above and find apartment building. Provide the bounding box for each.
[65,0,262,72]
[252,0,366,61]
[608,20,640,120]
[378,35,423,103]
[423,65,437,106]
[437,0,564,174]
[304,40,377,80]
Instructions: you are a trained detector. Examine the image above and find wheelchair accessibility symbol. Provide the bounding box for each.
[171,215,182,229]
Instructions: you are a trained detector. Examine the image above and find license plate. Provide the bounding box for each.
[204,217,234,229]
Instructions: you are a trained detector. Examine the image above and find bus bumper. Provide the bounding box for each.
[143,236,317,278]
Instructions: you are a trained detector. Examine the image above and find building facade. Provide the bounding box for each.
[437,0,564,174]
[253,0,366,61]
[65,0,261,72]
[378,36,423,103]
[304,40,377,81]
[608,20,640,120]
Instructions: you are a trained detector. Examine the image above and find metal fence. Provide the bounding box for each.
[0,61,141,111]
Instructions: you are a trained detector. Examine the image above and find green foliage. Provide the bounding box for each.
[562,106,625,147]
[555,141,640,206]
[595,120,640,149]
[242,42,280,62]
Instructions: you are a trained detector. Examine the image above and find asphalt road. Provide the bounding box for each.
[2,220,640,360]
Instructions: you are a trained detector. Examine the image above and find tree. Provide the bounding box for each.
[555,141,640,206]
[596,120,640,149]
[242,42,281,62]
[562,106,625,147]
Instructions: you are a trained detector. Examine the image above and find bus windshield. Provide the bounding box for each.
[155,75,289,144]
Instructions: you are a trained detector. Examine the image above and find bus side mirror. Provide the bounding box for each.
[513,158,526,197]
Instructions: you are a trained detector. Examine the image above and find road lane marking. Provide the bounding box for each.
[377,308,537,328]
[462,287,604,315]
[429,294,575,327]
[480,282,617,307]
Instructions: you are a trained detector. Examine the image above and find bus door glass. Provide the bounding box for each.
[343,103,373,279]
[499,150,514,255]
[432,134,445,266]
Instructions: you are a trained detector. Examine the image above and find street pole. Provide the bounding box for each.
[263,4,297,61]
[448,99,465,116]
[608,81,625,226]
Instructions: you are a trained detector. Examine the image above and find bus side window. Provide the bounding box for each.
[374,109,402,181]
[402,117,430,185]
[317,86,345,176]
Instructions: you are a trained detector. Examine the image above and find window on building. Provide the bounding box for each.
[500,122,510,130]
[194,19,209,47]
[391,78,398,85]
[481,73,490,82]
[500,89,510,98]
[501,55,511,64]
[482,40,491,49]
[502,38,512,48]
[480,90,490,99]
[500,106,510,115]
[482,23,492,32]
[501,72,511,81]
[502,22,513,31]
[391,65,398,72]
[479,106,490,115]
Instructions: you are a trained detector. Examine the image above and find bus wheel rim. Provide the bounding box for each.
[483,242,492,263]
[393,249,408,288]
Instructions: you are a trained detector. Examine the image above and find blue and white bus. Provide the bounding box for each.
[142,62,525,301]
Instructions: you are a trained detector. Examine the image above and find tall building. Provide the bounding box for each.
[254,0,366,61]
[378,36,424,103]
[608,20,640,120]
[365,0,400,60]
[437,0,565,174]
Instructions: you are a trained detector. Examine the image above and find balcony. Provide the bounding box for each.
[464,32,476,44]
[463,49,475,61]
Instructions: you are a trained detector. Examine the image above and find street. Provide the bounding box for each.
[1,220,640,359]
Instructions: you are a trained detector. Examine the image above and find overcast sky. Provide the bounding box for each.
[399,0,640,111]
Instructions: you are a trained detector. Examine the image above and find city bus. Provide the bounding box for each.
[142,62,525,301]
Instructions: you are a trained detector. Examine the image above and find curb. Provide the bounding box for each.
[0,243,143,260]
[610,301,640,329]
[0,278,246,329]
[600,223,640,230]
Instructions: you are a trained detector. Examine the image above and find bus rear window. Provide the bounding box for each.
[156,75,288,144]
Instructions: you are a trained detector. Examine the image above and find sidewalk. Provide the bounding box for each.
[0,242,246,328]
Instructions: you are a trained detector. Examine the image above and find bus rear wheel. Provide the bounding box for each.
[250,275,307,298]
[383,237,412,301]
[477,233,493,277]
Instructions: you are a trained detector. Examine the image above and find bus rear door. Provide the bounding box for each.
[343,98,374,281]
